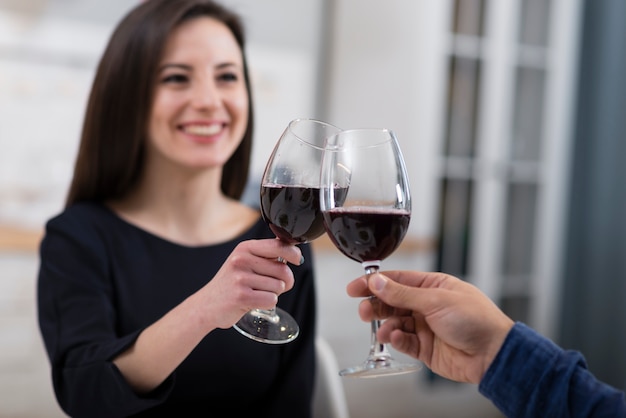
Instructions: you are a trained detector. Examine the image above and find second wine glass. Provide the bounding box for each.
[233,118,341,344]
[320,128,422,377]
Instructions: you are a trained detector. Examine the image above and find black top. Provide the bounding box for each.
[37,202,316,418]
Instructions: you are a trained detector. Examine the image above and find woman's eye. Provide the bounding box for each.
[162,74,189,84]
[218,72,239,83]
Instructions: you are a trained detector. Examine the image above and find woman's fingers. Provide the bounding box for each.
[245,238,304,267]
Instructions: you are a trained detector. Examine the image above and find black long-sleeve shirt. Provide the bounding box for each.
[37,202,316,417]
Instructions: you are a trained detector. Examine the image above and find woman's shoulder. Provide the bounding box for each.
[43,202,132,248]
[40,202,120,259]
[46,201,114,230]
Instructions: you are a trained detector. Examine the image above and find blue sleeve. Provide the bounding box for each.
[478,322,625,418]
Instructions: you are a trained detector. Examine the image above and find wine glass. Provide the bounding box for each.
[233,118,342,344]
[320,128,422,377]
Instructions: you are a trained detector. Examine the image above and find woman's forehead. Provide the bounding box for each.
[161,17,242,64]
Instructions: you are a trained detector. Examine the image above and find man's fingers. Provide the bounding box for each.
[378,270,450,289]
[367,273,434,315]
[346,276,370,297]
[367,296,397,319]
[349,272,438,318]
[349,270,452,298]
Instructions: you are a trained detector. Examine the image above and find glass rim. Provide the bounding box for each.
[324,127,396,150]
[287,118,342,151]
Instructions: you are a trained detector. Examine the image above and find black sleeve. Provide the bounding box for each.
[37,213,172,418]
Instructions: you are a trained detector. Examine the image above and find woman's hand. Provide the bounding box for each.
[198,238,303,329]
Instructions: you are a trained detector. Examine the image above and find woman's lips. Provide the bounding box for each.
[181,123,223,136]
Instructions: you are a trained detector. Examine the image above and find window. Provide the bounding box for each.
[435,0,580,334]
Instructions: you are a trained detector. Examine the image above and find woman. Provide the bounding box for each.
[36,1,316,416]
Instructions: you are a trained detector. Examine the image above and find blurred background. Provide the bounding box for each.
[1,0,625,417]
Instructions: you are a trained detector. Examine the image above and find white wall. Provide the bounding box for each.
[324,0,450,242]
[0,11,110,228]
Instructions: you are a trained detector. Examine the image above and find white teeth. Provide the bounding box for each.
[183,124,221,136]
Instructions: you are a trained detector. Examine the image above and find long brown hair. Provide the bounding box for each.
[65,0,254,207]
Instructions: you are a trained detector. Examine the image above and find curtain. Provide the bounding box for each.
[560,0,626,390]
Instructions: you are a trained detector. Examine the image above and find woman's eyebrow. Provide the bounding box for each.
[158,62,241,72]
[216,62,242,71]
[158,63,192,72]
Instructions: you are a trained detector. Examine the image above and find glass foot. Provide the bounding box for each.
[233,308,299,344]
[339,356,422,378]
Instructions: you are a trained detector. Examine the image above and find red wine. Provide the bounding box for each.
[260,185,326,244]
[322,207,410,263]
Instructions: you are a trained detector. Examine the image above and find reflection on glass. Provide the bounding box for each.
[436,178,474,277]
[452,0,486,36]
[519,0,551,47]
[512,66,545,161]
[446,56,482,158]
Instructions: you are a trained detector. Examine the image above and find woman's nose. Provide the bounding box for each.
[192,78,219,109]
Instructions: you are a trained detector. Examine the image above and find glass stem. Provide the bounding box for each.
[362,262,391,362]
[252,308,280,324]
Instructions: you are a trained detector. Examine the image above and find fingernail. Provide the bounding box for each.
[371,274,387,292]
[299,255,305,265]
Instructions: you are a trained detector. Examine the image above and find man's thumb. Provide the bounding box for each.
[369,273,390,293]
[368,273,421,312]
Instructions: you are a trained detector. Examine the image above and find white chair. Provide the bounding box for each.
[313,336,351,418]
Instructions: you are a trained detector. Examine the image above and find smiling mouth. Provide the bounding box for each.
[182,124,222,136]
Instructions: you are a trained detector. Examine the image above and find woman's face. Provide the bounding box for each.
[147,17,249,172]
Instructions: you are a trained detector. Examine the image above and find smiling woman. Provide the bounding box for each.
[35,1,317,417]
[146,17,249,172]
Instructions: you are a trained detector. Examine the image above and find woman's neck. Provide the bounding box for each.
[108,169,258,246]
